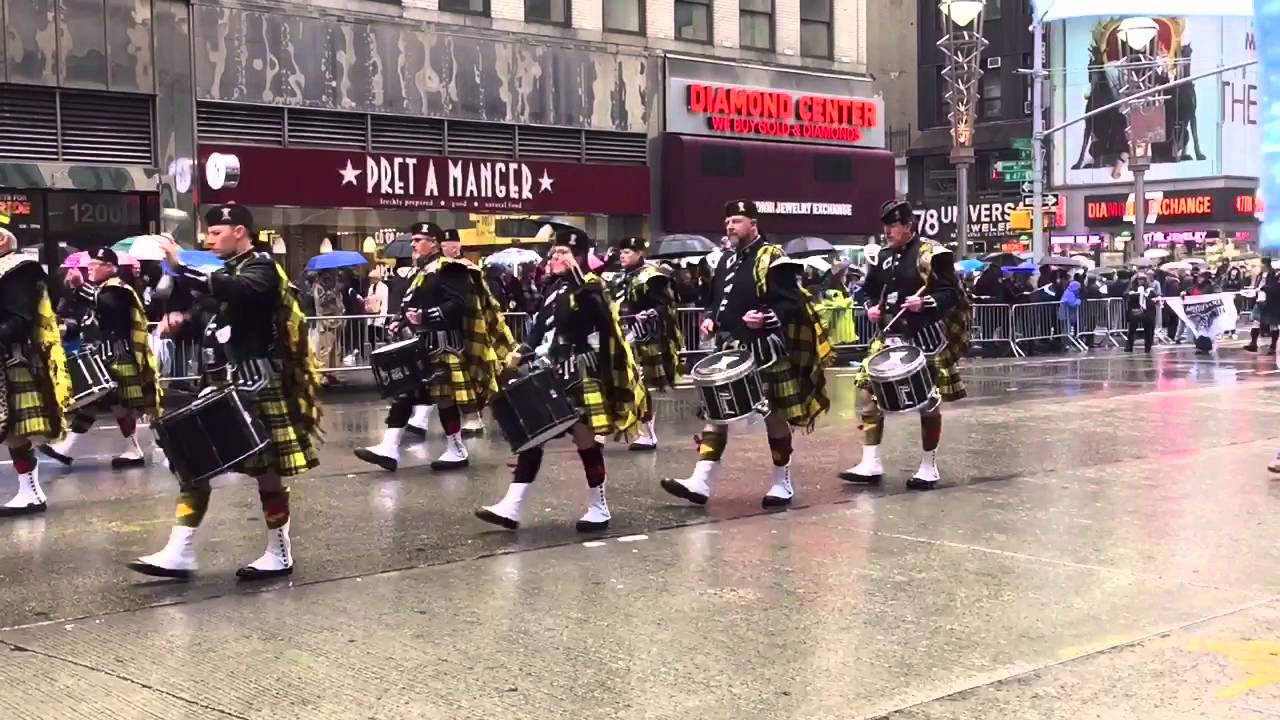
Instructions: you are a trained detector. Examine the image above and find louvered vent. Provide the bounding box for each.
[0,85,59,161]
[371,115,445,155]
[287,108,367,149]
[197,102,285,146]
[59,91,154,164]
[584,131,647,165]
[516,126,583,161]
[446,121,515,158]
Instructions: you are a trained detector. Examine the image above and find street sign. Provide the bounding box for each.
[1001,170,1034,182]
[1020,181,1034,193]
[1011,138,1033,151]
[1022,193,1059,207]
[995,160,1033,172]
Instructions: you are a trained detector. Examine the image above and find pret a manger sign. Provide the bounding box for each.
[668,79,886,148]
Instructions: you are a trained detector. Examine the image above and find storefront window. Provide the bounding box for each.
[675,0,711,42]
[45,191,145,251]
[740,0,773,50]
[604,0,644,33]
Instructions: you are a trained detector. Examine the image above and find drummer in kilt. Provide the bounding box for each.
[41,247,161,469]
[609,236,682,450]
[129,204,323,580]
[0,223,73,517]
[476,229,643,532]
[355,225,512,472]
[840,200,969,490]
[662,200,833,509]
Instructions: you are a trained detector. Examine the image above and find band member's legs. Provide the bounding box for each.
[908,401,943,490]
[431,398,469,470]
[39,409,96,465]
[840,389,885,484]
[570,422,610,530]
[630,386,658,451]
[406,404,432,436]
[110,405,145,468]
[761,411,795,507]
[1,436,46,515]
[660,423,728,505]
[126,479,211,578]
[354,392,421,471]
[236,471,294,579]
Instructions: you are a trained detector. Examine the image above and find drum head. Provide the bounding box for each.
[373,338,420,355]
[867,345,925,379]
[691,349,755,384]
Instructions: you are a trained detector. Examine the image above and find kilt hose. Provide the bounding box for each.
[428,350,485,413]
[4,364,61,443]
[201,373,319,478]
[853,337,967,404]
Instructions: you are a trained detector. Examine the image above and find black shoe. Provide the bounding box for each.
[575,518,610,532]
[905,477,939,491]
[475,508,519,530]
[37,445,72,466]
[235,565,294,581]
[0,502,47,518]
[110,456,146,470]
[838,470,883,485]
[628,442,658,452]
[429,458,469,471]
[353,448,398,472]
[403,425,427,439]
[125,560,193,580]
[461,427,485,438]
[660,478,708,505]
[761,494,793,508]
[1244,344,1258,352]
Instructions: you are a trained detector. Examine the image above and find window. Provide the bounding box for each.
[740,0,773,50]
[800,0,832,58]
[984,0,1002,20]
[440,0,488,15]
[675,0,711,42]
[701,146,744,177]
[604,0,645,33]
[980,71,1002,119]
[525,0,569,24]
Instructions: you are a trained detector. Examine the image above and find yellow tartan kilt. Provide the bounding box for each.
[202,373,319,478]
[571,378,612,436]
[428,350,486,413]
[758,356,825,427]
[108,356,156,415]
[632,339,678,391]
[853,339,967,403]
[5,364,61,442]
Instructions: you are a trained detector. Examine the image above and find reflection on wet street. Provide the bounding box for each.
[5,347,1280,718]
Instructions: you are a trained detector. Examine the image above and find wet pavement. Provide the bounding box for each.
[4,345,1280,718]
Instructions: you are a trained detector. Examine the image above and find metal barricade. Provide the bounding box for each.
[1077,297,1126,348]
[1009,301,1087,356]
[503,312,532,345]
[676,306,710,360]
[969,303,1016,355]
[308,314,389,373]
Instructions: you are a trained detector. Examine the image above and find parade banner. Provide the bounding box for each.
[1163,293,1240,339]
[1034,1,1251,21]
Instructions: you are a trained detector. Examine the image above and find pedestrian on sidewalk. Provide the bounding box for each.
[1125,275,1157,353]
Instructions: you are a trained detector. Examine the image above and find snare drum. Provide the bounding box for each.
[66,349,117,410]
[864,343,937,413]
[152,387,269,485]
[490,367,583,453]
[370,337,432,398]
[690,348,768,423]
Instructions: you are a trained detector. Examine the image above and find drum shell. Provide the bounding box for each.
[67,349,117,410]
[370,338,433,398]
[692,350,767,423]
[491,368,583,454]
[153,388,270,485]
[866,347,936,413]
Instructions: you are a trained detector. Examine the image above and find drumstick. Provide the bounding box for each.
[879,286,927,339]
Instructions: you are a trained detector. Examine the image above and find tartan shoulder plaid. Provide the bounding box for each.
[577,273,642,442]
[265,260,324,449]
[440,259,515,411]
[102,278,161,416]
[915,238,971,376]
[628,264,683,391]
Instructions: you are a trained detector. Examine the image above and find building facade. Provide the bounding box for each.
[906,0,1049,256]
[1049,13,1260,264]
[1,0,896,272]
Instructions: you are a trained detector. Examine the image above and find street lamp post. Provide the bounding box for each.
[937,0,986,259]
[1116,17,1163,263]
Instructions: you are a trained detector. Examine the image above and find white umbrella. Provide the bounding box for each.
[1161,260,1193,271]
[485,247,542,268]
[1144,248,1170,259]
[1070,254,1096,269]
[802,256,832,273]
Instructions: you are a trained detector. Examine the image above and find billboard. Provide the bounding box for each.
[1033,1,1252,22]
[1051,15,1258,186]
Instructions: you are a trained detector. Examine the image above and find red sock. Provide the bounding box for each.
[921,415,942,451]
[438,405,462,436]
[9,444,35,474]
[117,415,136,437]
[259,489,290,530]
[767,434,793,467]
[577,445,606,488]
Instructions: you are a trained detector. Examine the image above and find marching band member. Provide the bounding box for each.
[0,223,72,517]
[840,200,969,490]
[609,236,682,450]
[355,223,445,470]
[662,201,832,508]
[476,229,642,531]
[41,247,161,469]
[441,227,491,438]
[129,204,323,580]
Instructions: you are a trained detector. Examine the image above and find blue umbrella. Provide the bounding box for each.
[162,249,225,275]
[306,251,368,272]
[955,258,985,273]
[1003,261,1038,273]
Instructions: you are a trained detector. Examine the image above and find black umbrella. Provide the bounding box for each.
[381,235,414,259]
[651,234,716,259]
[984,252,1024,268]
[783,236,835,258]
[1038,256,1086,268]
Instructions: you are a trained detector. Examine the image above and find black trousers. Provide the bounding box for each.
[1126,315,1154,352]
[386,388,430,427]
